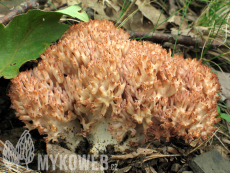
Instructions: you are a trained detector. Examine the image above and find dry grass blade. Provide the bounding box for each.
[217,129,230,139]
[115,0,138,27]
[110,148,157,160]
[214,134,230,152]
[143,153,181,162]
[205,60,230,86]
[207,50,230,62]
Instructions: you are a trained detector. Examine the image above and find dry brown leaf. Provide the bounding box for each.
[68,0,121,21]
[171,28,195,37]
[189,139,199,147]
[129,8,155,32]
[167,146,179,154]
[51,0,67,6]
[186,11,198,22]
[211,69,230,100]
[103,0,120,12]
[173,16,187,29]
[171,26,209,38]
[135,0,167,29]
[130,10,144,31]
[68,0,160,31]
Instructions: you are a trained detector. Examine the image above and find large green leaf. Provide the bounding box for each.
[56,5,89,22]
[217,105,230,123]
[0,10,69,79]
[219,113,230,123]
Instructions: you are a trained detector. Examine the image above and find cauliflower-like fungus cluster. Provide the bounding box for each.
[9,20,221,153]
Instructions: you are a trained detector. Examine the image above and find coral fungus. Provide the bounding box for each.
[9,20,221,153]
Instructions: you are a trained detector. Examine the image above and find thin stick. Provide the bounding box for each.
[143,153,181,162]
[217,129,230,139]
[0,0,38,25]
[128,31,223,48]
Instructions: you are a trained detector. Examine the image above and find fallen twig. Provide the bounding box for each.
[110,148,157,160]
[0,0,38,25]
[128,31,223,48]
[143,153,181,162]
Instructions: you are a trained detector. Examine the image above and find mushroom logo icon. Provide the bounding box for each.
[3,130,34,170]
